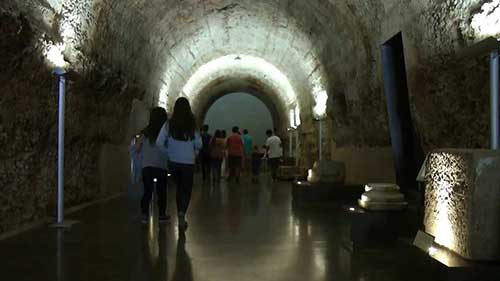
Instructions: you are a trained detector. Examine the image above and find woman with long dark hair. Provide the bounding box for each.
[135,107,169,224]
[156,97,202,231]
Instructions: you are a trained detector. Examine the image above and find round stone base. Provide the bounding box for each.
[358,199,408,211]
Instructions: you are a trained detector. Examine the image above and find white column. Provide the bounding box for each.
[318,120,323,161]
[491,49,499,149]
[295,129,300,166]
[57,73,66,224]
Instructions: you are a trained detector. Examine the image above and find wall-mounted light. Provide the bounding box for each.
[312,90,328,160]
[44,43,68,69]
[428,246,437,256]
[289,109,296,128]
[471,0,500,38]
[294,105,301,127]
[313,90,328,120]
[158,84,168,110]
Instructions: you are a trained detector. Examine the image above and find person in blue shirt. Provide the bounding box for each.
[156,97,202,232]
[242,129,253,171]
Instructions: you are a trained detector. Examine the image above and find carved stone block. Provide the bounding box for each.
[424,149,500,261]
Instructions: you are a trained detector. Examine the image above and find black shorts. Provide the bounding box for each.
[228,156,242,168]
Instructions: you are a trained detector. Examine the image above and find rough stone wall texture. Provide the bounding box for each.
[0,13,142,233]
[424,149,500,261]
[322,1,494,151]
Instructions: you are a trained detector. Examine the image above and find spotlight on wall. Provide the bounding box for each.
[158,83,169,109]
[44,43,68,69]
[289,109,296,129]
[313,90,328,120]
[471,0,500,38]
[428,246,438,256]
[294,105,301,127]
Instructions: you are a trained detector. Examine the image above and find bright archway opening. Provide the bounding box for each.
[203,92,274,147]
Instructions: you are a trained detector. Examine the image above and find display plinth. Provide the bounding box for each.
[291,181,364,207]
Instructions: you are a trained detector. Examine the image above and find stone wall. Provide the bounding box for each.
[0,13,143,234]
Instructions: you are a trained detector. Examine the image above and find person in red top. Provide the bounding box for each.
[225,126,244,182]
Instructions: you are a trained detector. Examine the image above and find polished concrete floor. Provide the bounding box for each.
[0,174,439,281]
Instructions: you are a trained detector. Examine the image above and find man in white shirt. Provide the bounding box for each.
[265,129,282,181]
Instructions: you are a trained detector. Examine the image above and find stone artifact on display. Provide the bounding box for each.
[307,160,345,184]
[358,183,408,211]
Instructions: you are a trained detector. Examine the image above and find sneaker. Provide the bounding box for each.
[141,214,149,224]
[159,215,170,224]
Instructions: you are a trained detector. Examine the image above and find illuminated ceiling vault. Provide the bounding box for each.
[3,0,500,133]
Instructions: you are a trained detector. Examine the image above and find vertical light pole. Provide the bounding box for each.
[491,49,499,149]
[293,106,301,166]
[318,119,323,160]
[295,128,299,165]
[55,68,66,226]
[289,109,296,159]
[51,68,77,228]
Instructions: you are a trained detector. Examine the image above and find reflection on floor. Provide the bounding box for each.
[0,174,439,281]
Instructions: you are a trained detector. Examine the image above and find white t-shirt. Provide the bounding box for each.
[266,135,282,159]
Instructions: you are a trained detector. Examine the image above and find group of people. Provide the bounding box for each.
[198,126,283,184]
[130,97,283,230]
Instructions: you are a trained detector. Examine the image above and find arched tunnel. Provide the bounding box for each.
[1,0,500,279]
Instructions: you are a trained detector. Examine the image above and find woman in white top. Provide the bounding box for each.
[156,97,202,232]
[135,107,169,224]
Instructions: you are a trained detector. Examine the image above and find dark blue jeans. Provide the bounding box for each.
[141,167,168,216]
[169,162,195,214]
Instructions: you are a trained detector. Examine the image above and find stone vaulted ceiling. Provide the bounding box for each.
[1,0,500,145]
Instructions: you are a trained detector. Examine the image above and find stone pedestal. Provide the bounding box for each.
[276,166,307,180]
[344,206,415,249]
[292,181,364,207]
[307,160,345,184]
[358,183,408,211]
[424,149,500,261]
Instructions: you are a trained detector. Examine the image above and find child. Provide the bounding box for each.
[251,145,264,182]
